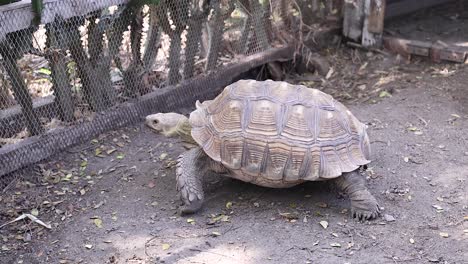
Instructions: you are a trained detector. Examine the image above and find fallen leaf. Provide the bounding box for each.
[316,202,328,208]
[211,231,221,237]
[31,209,39,216]
[451,114,460,118]
[439,232,449,238]
[409,238,415,244]
[84,244,93,249]
[187,218,195,224]
[95,148,102,156]
[379,90,392,98]
[106,149,117,155]
[404,157,409,163]
[330,243,341,248]
[326,67,334,79]
[226,201,233,209]
[116,153,125,160]
[162,243,171,250]
[319,220,328,229]
[94,218,103,228]
[432,205,444,211]
[279,212,299,220]
[159,153,168,160]
[147,181,156,188]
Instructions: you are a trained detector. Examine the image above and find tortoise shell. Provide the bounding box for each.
[189,79,371,187]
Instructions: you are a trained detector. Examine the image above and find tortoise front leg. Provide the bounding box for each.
[176,147,227,215]
[334,171,380,220]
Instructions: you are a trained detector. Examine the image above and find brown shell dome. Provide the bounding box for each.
[189,79,371,182]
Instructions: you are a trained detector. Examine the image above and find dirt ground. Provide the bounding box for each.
[1,15,468,264]
[0,47,467,264]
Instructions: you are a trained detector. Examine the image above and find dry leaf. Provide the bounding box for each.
[330,243,341,248]
[94,218,103,228]
[159,153,168,160]
[31,209,39,216]
[319,220,328,229]
[162,243,171,250]
[439,232,449,238]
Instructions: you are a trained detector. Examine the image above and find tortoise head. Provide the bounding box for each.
[145,112,196,143]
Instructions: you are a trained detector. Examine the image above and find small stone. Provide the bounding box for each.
[383,214,395,222]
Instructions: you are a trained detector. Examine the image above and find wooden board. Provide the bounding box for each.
[0,0,129,40]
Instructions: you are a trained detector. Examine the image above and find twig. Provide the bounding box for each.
[415,114,428,127]
[347,41,390,56]
[144,234,159,257]
[0,214,51,229]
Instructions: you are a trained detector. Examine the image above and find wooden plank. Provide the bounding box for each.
[383,36,468,63]
[367,0,385,33]
[343,0,365,41]
[361,0,386,47]
[0,0,129,40]
[0,95,56,138]
[0,46,295,177]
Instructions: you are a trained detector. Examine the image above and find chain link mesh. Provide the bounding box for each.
[0,0,341,188]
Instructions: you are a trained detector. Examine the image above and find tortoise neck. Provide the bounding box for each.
[176,117,196,144]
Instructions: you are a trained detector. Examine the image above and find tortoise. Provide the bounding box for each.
[146,79,380,220]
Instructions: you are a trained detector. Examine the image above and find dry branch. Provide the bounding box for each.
[205,0,235,71]
[157,0,189,85]
[45,19,75,122]
[184,0,210,79]
[0,28,44,136]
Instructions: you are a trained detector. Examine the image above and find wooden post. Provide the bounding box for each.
[0,46,44,136]
[362,0,386,48]
[343,0,365,42]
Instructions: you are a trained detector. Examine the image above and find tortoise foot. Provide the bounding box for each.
[179,199,203,215]
[350,190,381,220]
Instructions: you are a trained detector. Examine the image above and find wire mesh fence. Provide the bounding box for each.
[0,0,343,188]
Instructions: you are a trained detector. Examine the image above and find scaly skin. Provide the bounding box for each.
[334,171,381,220]
[176,146,227,215]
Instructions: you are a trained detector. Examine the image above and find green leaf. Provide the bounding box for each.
[37,68,51,75]
[379,90,392,98]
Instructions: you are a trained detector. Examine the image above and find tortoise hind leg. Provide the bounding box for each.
[334,171,380,220]
[176,147,226,215]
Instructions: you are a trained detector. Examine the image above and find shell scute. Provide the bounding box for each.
[189,80,371,184]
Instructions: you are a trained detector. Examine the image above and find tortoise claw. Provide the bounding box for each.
[351,202,381,221]
[179,199,203,216]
